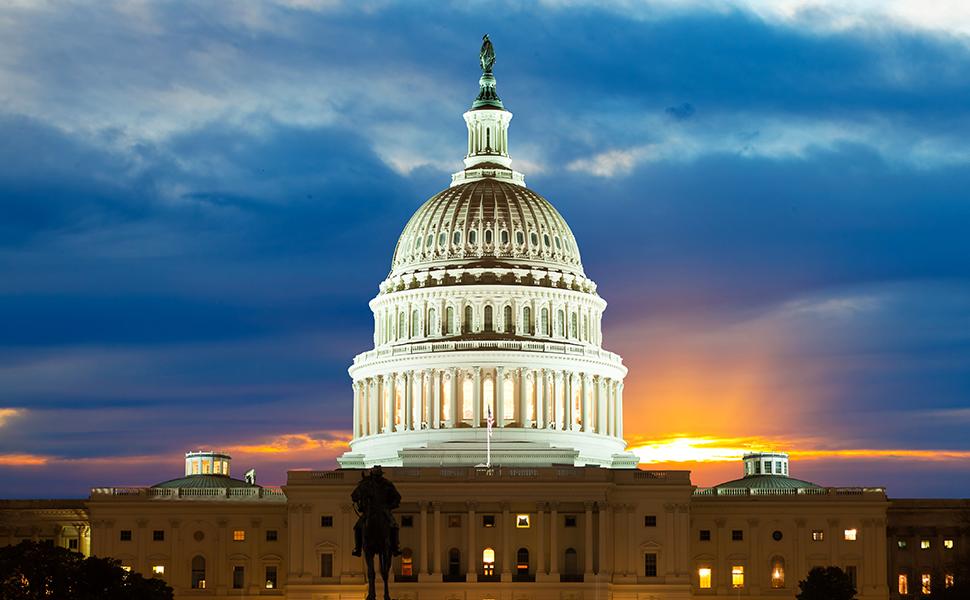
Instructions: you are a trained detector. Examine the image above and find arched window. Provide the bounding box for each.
[463,305,473,334]
[453,230,462,246]
[482,547,495,576]
[428,308,437,336]
[462,376,474,420]
[401,548,414,577]
[411,309,420,337]
[530,232,539,246]
[543,233,550,247]
[555,236,562,250]
[501,230,509,245]
[191,555,206,589]
[564,548,578,575]
[582,314,588,341]
[483,377,494,420]
[523,306,532,334]
[446,306,455,335]
[426,234,433,248]
[484,229,493,245]
[448,548,461,576]
[503,305,513,333]
[540,308,549,336]
[771,557,785,588]
[516,548,530,576]
[484,305,493,332]
[469,229,478,245]
[556,310,565,337]
[516,231,525,245]
[570,313,578,338]
[398,312,406,339]
[438,232,446,246]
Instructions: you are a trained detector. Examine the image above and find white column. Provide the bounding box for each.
[368,378,378,435]
[404,371,413,431]
[473,367,481,428]
[352,382,360,439]
[564,372,573,429]
[496,366,505,426]
[617,382,624,439]
[518,368,528,427]
[582,374,591,432]
[597,378,607,434]
[538,370,547,428]
[432,370,441,428]
[450,368,459,427]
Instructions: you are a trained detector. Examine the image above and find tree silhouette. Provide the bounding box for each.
[796,566,856,600]
[0,540,172,600]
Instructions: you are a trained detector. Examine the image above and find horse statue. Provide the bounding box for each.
[351,465,402,600]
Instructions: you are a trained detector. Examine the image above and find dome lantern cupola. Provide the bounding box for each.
[743,451,789,477]
[184,450,231,477]
[453,34,526,187]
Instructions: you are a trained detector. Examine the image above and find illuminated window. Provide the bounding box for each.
[483,547,495,576]
[921,539,930,549]
[191,555,206,589]
[698,567,712,588]
[644,553,657,577]
[516,514,531,528]
[899,574,909,595]
[770,557,785,588]
[899,539,908,549]
[946,574,954,588]
[152,565,165,575]
[516,547,530,575]
[812,529,824,541]
[401,548,413,577]
[732,565,745,588]
[121,565,132,572]
[265,566,277,589]
[233,530,245,541]
[844,529,857,541]
[922,573,931,595]
[944,539,954,549]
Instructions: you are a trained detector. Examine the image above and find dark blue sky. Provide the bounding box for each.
[2,1,969,498]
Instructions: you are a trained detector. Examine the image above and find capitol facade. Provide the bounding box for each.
[2,39,968,600]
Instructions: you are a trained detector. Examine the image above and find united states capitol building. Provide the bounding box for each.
[2,41,968,600]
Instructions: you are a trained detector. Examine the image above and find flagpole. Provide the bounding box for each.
[486,406,493,468]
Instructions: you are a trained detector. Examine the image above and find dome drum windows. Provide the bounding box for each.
[468,229,478,245]
[453,230,462,246]
[484,229,493,245]
[501,230,510,245]
[516,231,525,246]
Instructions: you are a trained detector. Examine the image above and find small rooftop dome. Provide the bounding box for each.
[152,450,259,489]
[184,450,231,477]
[743,451,789,477]
[712,451,821,491]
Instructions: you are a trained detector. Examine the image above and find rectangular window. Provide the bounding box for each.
[152,530,164,542]
[232,566,244,589]
[944,539,954,549]
[120,530,132,541]
[812,529,824,542]
[921,539,930,549]
[320,515,334,528]
[898,539,908,549]
[946,574,954,589]
[266,529,278,542]
[516,514,531,528]
[922,573,931,595]
[732,529,743,541]
[152,565,165,575]
[698,567,712,588]
[844,529,857,541]
[644,515,657,527]
[321,553,334,578]
[899,574,909,595]
[448,515,461,528]
[644,553,657,577]
[233,530,245,541]
[846,566,857,588]
[732,565,744,588]
[482,515,496,528]
[564,515,577,528]
[400,515,414,528]
[699,529,711,541]
[68,539,79,550]
[265,566,278,589]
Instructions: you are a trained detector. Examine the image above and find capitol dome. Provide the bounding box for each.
[339,37,636,469]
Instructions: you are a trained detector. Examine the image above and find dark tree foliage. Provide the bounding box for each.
[0,540,172,600]
[796,566,856,600]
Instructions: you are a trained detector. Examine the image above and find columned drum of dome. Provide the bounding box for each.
[339,38,637,469]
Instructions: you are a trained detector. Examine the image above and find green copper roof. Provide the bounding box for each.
[713,475,822,491]
[152,474,260,489]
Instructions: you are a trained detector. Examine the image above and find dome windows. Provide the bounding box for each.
[469,229,478,245]
[543,234,550,248]
[426,234,433,248]
[439,232,446,246]
[501,230,509,245]
[530,232,539,246]
[555,236,562,250]
[484,229,493,245]
[453,230,462,246]
[516,231,525,245]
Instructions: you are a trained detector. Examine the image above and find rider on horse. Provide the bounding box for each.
[351,465,402,557]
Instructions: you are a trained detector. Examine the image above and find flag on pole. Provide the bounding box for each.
[485,405,494,468]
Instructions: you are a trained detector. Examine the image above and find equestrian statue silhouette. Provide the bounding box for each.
[352,465,402,600]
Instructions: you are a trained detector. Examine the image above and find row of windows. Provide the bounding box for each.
[406,226,574,256]
[697,527,859,542]
[120,529,279,542]
[693,559,829,590]
[897,538,956,550]
[899,572,957,595]
[380,303,599,343]
[187,557,278,590]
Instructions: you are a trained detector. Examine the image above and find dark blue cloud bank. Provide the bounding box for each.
[1,1,969,497]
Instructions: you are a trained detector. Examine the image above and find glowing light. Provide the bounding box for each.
[732,565,744,588]
[698,567,712,588]
[844,529,858,541]
[152,565,164,574]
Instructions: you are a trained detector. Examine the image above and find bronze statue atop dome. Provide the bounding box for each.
[480,34,495,74]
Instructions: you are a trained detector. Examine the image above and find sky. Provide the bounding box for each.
[2,0,970,498]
